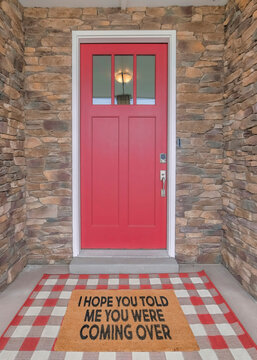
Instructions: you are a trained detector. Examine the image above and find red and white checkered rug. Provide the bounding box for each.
[0,271,256,360]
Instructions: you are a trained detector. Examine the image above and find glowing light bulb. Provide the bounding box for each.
[115,71,132,84]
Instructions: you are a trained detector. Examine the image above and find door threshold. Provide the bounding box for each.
[78,249,170,258]
[69,251,179,274]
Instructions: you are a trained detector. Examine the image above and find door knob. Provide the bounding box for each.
[160,170,166,197]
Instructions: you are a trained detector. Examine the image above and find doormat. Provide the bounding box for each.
[54,289,199,352]
[0,271,256,360]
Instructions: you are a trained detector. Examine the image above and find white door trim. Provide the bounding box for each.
[72,30,176,258]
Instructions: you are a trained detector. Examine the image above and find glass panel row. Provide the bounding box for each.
[93,55,155,105]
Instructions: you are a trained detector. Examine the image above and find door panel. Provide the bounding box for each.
[128,117,156,226]
[91,116,119,226]
[80,43,167,249]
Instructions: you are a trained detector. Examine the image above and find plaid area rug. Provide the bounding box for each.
[0,270,256,360]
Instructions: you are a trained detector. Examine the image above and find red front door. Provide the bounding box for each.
[80,43,167,249]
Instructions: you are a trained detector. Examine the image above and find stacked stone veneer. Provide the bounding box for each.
[0,0,26,289]
[222,0,257,298]
[0,1,255,299]
[23,6,224,265]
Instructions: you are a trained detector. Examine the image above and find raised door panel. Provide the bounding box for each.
[128,117,156,226]
[91,117,119,226]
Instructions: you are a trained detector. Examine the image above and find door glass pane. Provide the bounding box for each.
[137,55,155,105]
[115,55,133,105]
[93,55,111,105]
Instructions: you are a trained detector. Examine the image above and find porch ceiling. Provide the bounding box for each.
[20,0,228,8]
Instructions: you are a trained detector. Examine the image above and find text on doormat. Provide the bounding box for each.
[78,294,171,340]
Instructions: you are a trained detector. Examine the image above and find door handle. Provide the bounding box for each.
[160,170,166,197]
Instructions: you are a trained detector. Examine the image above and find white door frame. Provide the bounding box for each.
[72,30,176,258]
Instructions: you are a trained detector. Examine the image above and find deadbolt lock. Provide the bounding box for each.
[160,153,167,164]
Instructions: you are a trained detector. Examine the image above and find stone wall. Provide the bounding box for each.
[23,5,225,264]
[2,1,256,297]
[0,0,26,289]
[222,0,257,298]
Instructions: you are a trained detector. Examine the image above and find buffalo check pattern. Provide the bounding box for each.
[0,270,256,360]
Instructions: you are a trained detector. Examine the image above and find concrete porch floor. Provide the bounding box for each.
[0,264,256,345]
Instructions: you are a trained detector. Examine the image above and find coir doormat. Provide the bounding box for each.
[54,289,199,352]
